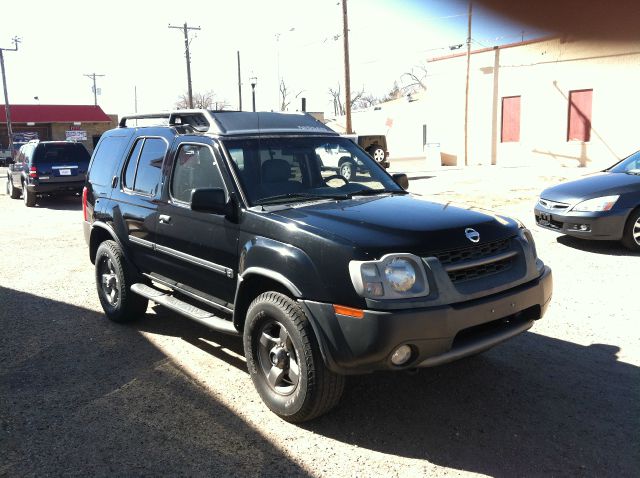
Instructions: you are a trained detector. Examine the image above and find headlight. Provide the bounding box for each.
[384,258,416,292]
[572,195,619,212]
[349,254,429,299]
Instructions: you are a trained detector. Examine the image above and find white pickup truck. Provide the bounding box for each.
[0,146,13,166]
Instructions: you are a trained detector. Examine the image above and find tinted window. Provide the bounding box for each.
[33,143,90,164]
[133,138,166,195]
[171,144,226,203]
[123,139,143,190]
[88,136,128,185]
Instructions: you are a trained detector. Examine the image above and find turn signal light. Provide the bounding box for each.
[333,304,364,319]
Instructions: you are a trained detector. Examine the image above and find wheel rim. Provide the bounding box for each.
[256,320,300,396]
[633,217,640,246]
[340,163,352,180]
[98,256,120,306]
[373,149,385,161]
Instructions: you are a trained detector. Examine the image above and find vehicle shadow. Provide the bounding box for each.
[557,234,639,256]
[137,306,639,476]
[35,195,83,211]
[0,286,306,477]
[304,332,639,477]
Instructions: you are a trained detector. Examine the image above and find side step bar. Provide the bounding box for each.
[131,283,239,336]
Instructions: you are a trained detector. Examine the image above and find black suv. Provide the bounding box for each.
[83,110,552,422]
[7,140,90,206]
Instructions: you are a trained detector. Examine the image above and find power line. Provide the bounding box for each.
[169,22,201,109]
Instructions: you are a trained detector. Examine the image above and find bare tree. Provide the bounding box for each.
[175,90,230,110]
[380,81,404,103]
[329,84,368,114]
[401,64,428,94]
[279,80,303,111]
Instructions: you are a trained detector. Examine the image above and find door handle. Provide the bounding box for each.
[159,215,172,224]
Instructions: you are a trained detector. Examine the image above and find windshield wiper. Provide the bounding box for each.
[253,192,350,205]
[348,188,408,197]
[625,169,640,176]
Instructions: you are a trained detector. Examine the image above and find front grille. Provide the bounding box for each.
[430,237,516,283]
[538,198,570,212]
[435,238,511,266]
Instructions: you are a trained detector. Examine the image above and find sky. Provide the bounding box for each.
[1,0,544,117]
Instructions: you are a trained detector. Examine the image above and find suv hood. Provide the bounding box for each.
[270,194,519,255]
[541,171,640,204]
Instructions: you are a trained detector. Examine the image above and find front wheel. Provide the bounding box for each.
[243,292,344,422]
[339,160,355,181]
[621,209,640,251]
[95,240,148,322]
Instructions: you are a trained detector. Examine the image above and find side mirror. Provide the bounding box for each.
[392,173,409,190]
[190,188,228,215]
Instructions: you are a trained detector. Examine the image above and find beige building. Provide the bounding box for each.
[425,36,640,168]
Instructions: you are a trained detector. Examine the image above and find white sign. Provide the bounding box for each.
[65,130,87,141]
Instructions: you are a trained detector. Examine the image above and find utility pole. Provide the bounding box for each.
[169,22,201,109]
[84,73,105,106]
[342,0,353,134]
[237,51,242,111]
[463,1,472,167]
[1,36,21,159]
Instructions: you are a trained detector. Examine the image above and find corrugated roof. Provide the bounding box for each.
[0,104,112,123]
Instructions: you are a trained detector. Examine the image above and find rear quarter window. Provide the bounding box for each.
[88,136,129,186]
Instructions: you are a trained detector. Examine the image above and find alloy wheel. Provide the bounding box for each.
[257,320,300,395]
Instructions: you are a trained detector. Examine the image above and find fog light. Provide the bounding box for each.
[391,345,412,366]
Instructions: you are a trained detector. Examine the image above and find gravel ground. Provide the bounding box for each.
[1,164,638,477]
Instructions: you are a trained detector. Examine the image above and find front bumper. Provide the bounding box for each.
[301,266,552,374]
[534,204,630,240]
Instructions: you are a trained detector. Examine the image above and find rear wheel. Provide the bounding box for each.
[243,292,344,422]
[368,145,386,164]
[338,160,355,181]
[23,185,35,207]
[95,240,148,322]
[621,209,640,251]
[7,177,20,199]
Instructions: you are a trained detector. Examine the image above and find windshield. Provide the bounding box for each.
[221,136,402,206]
[607,150,640,174]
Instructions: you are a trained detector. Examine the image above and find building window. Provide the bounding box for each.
[567,89,592,142]
[501,96,521,143]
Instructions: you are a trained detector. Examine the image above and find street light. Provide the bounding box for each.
[250,76,257,112]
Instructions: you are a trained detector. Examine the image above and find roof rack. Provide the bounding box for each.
[118,109,220,133]
[118,109,337,137]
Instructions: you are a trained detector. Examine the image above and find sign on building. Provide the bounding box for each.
[12,132,39,143]
[65,130,87,141]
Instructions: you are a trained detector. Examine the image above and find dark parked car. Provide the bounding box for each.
[6,140,91,207]
[84,110,552,422]
[534,150,640,250]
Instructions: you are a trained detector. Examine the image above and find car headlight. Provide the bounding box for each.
[349,254,429,299]
[572,195,619,212]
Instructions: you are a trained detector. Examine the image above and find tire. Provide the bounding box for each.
[23,184,36,207]
[243,292,345,423]
[368,145,385,164]
[7,176,20,199]
[338,160,355,181]
[95,240,148,322]
[621,208,640,251]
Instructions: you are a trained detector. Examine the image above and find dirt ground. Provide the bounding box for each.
[1,163,638,477]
